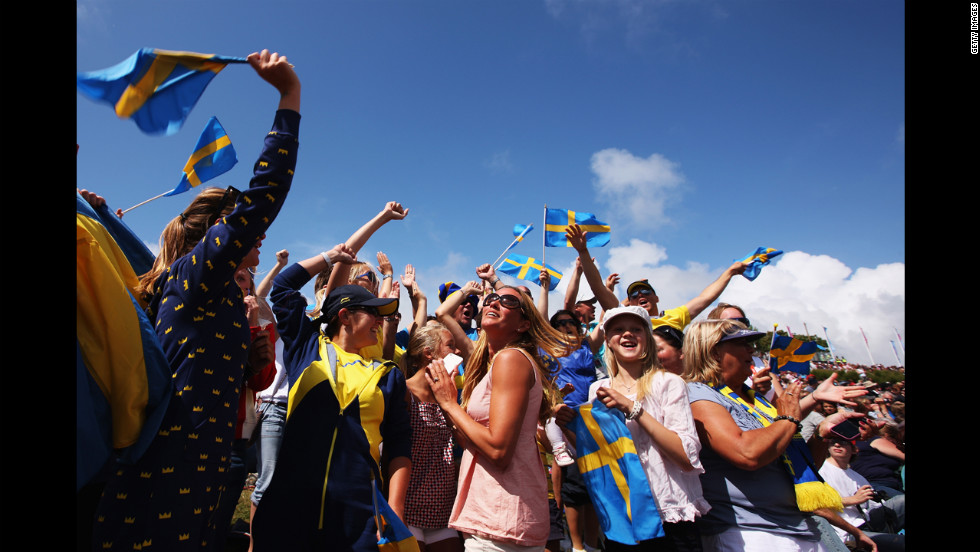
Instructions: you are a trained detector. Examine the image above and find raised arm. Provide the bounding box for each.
[563,258,584,311]
[434,280,482,360]
[247,49,301,113]
[377,251,394,298]
[536,271,551,319]
[345,202,409,255]
[400,265,427,339]
[565,225,619,311]
[255,249,289,299]
[683,261,747,319]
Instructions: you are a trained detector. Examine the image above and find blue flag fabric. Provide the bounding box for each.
[165,116,239,196]
[567,401,664,545]
[77,48,247,135]
[736,247,783,281]
[545,208,611,247]
[513,224,533,240]
[76,193,173,490]
[769,335,819,375]
[373,481,421,552]
[498,253,563,291]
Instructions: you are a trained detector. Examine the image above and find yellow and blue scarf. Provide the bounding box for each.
[714,384,842,512]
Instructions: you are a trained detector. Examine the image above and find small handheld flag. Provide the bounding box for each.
[769,334,819,375]
[736,247,783,281]
[498,253,562,291]
[490,223,534,269]
[545,208,610,248]
[77,48,248,135]
[166,117,238,196]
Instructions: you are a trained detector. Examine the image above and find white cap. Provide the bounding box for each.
[601,305,652,333]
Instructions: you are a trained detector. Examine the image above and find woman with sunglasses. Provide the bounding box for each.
[89,50,300,551]
[427,285,576,551]
[585,306,710,552]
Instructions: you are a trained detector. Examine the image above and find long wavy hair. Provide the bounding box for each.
[461,286,576,423]
[682,319,749,386]
[602,313,663,401]
[136,187,235,300]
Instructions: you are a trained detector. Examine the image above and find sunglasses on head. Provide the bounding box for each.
[628,288,655,299]
[206,185,241,226]
[356,271,379,284]
[483,292,522,310]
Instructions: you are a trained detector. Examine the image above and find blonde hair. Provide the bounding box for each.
[602,314,663,401]
[682,319,749,386]
[461,286,575,423]
[407,322,450,377]
[136,187,234,300]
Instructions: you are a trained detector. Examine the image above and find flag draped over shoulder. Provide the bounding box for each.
[76,193,172,490]
[769,335,819,375]
[166,116,238,196]
[567,401,664,545]
[736,247,783,281]
[77,48,247,135]
[498,253,562,291]
[545,208,610,247]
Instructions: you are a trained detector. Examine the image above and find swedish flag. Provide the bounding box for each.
[165,116,238,196]
[567,400,664,545]
[769,335,819,375]
[498,253,562,291]
[76,193,172,490]
[736,247,783,281]
[77,48,247,135]
[373,482,420,552]
[545,208,610,247]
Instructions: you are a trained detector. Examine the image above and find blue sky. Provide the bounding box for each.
[77,0,905,366]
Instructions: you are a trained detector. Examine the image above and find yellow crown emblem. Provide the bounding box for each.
[124,517,135,524]
[161,466,174,474]
[158,512,172,519]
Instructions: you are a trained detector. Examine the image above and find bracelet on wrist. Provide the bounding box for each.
[489,277,500,287]
[382,274,392,280]
[625,400,643,421]
[773,415,802,433]
[319,251,333,271]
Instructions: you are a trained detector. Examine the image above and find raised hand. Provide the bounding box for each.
[475,263,497,282]
[400,264,416,289]
[246,49,300,106]
[275,249,289,267]
[382,201,409,222]
[377,251,393,277]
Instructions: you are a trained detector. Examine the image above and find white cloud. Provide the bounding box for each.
[590,148,685,230]
[600,241,905,367]
[485,150,514,173]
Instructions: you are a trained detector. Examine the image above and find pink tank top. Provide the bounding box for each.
[448,348,548,546]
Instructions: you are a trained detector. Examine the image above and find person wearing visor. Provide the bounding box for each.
[253,250,412,551]
[563,225,748,333]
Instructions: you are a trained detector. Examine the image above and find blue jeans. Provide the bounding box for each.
[251,401,287,505]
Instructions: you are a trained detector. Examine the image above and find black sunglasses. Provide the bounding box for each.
[346,305,380,317]
[628,288,655,299]
[483,292,522,310]
[206,185,241,226]
[731,317,751,328]
[555,318,579,328]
